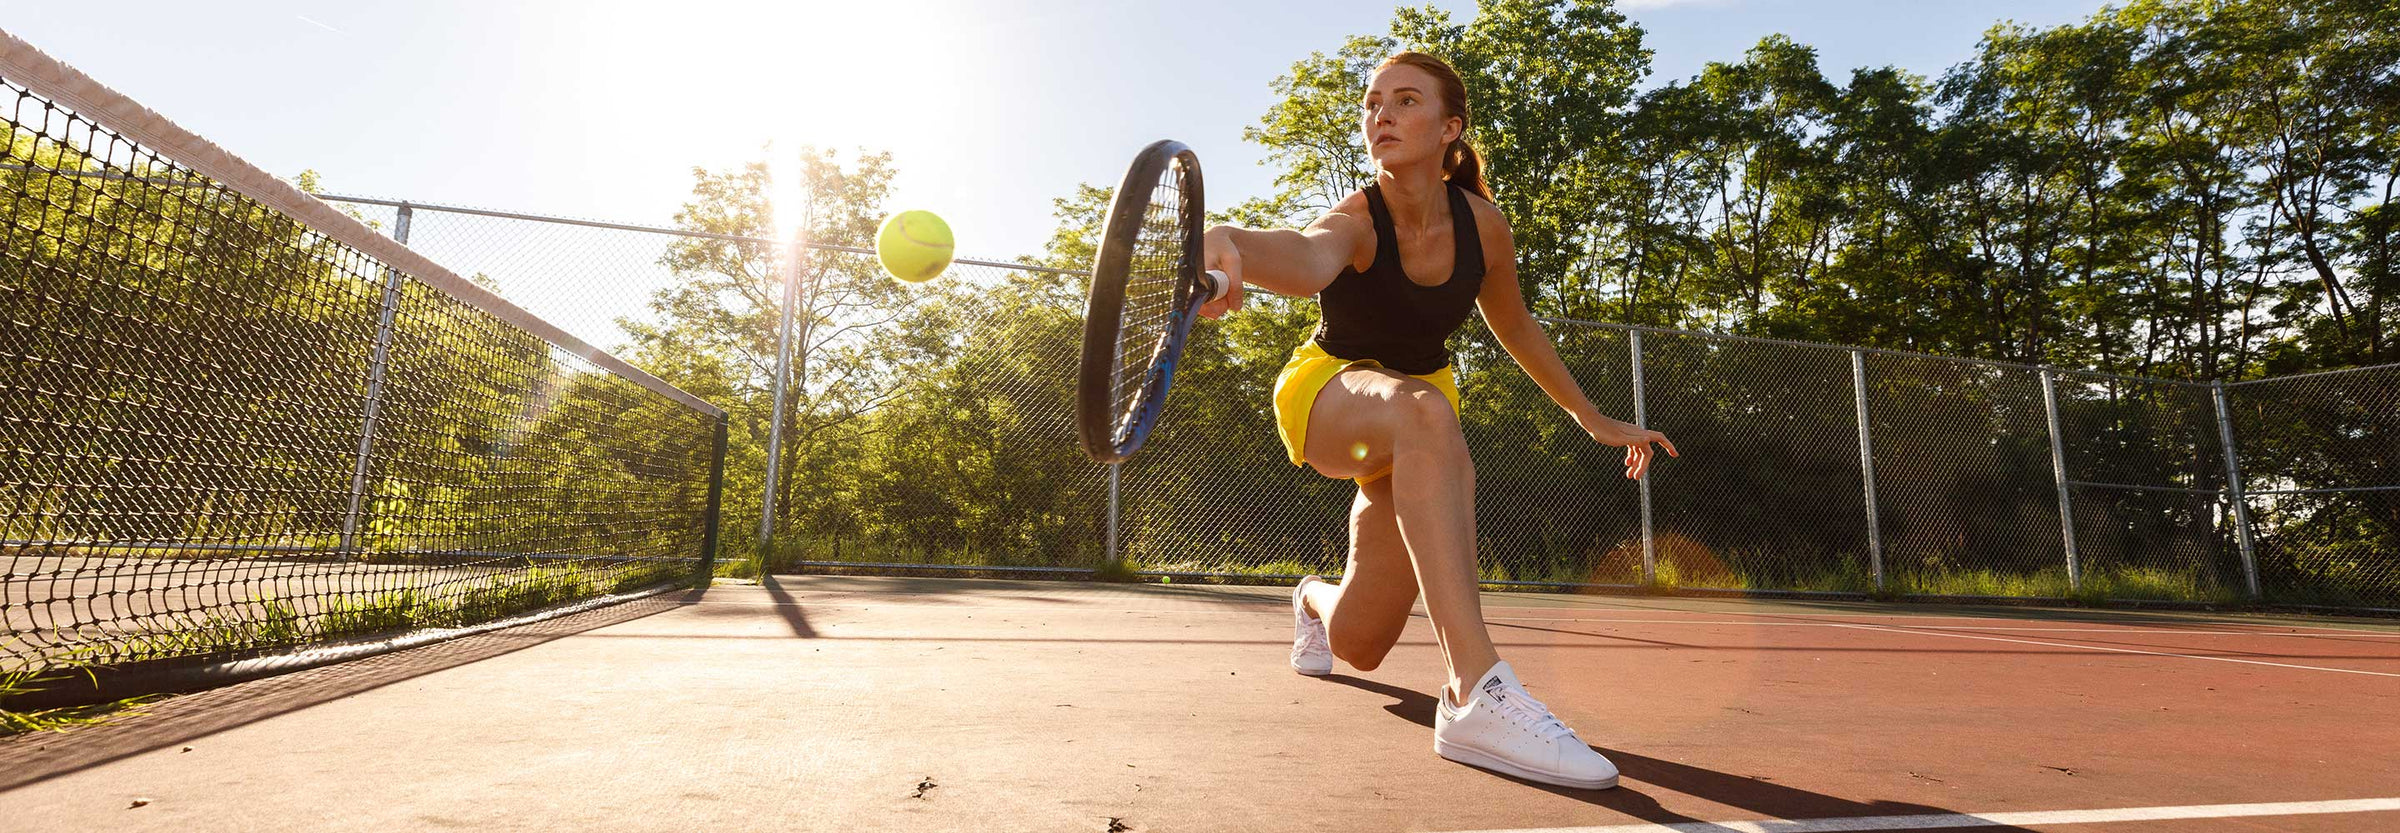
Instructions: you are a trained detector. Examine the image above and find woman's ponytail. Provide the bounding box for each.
[1445,137,1491,201]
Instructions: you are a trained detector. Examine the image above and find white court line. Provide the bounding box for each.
[1440,796,2400,833]
[1834,623,2400,678]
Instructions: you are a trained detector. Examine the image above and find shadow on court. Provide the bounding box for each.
[1320,673,2041,831]
[760,574,819,638]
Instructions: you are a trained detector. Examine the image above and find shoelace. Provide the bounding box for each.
[1293,618,1330,656]
[1493,683,1579,742]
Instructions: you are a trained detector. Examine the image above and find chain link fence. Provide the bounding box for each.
[339,199,2400,613]
[2224,367,2400,609]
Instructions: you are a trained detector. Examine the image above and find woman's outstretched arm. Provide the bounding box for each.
[1197,192,1373,319]
[1467,198,1678,480]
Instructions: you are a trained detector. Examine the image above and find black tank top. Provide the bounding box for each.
[1309,182,1486,375]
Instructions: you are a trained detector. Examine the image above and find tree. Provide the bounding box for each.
[622,147,915,559]
[1247,0,1650,314]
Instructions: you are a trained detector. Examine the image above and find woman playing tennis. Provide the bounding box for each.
[1197,51,1676,790]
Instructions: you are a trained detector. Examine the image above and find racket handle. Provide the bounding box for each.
[1203,269,1232,302]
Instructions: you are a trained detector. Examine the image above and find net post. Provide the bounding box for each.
[2039,368,2081,593]
[2211,381,2262,599]
[697,414,730,588]
[1630,331,1655,588]
[338,202,413,557]
[1851,350,1884,592]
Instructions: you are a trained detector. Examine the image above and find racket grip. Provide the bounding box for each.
[1203,269,1231,302]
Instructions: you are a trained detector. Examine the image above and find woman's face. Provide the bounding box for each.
[1361,63,1459,170]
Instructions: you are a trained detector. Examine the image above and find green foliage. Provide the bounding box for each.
[317,591,429,638]
[1,661,154,738]
[624,147,920,566]
[448,567,601,626]
[1246,0,2396,374]
[113,600,309,661]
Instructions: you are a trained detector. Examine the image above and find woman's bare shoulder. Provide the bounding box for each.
[1309,190,1379,271]
[1459,189,1515,258]
[1320,189,1375,228]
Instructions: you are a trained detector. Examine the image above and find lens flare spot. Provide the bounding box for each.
[1349,441,1369,462]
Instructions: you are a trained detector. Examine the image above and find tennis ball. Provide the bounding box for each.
[875,210,954,282]
[1350,441,1370,462]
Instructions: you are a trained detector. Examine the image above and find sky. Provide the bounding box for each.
[7,0,2117,263]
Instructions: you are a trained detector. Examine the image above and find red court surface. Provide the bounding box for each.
[4,575,2397,832]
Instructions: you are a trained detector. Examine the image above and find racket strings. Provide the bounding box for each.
[1109,164,1187,440]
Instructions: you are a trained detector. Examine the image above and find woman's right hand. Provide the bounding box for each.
[1198,225,1245,320]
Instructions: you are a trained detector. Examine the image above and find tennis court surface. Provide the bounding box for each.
[5,574,2396,833]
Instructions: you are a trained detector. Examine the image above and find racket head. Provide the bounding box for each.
[1077,139,1209,464]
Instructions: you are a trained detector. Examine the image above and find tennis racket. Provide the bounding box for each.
[1075,139,1231,464]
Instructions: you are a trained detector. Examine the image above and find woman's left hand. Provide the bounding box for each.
[1579,414,1678,480]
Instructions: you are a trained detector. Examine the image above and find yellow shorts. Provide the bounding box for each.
[1271,340,1462,485]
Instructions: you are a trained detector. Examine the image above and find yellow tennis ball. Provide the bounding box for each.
[875,210,954,283]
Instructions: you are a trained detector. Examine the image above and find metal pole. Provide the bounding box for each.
[1630,331,1655,586]
[756,231,805,565]
[2039,369,2081,592]
[697,415,730,587]
[1106,463,1122,569]
[2212,381,2262,598]
[340,202,412,555]
[1851,351,1884,591]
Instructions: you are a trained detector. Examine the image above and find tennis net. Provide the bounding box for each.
[0,33,727,707]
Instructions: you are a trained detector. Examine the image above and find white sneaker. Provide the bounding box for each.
[1290,575,1333,676]
[1433,660,1618,789]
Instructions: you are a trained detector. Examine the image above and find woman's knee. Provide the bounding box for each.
[1328,619,1401,670]
[1395,389,1469,462]
[1302,371,1463,480]
[1403,385,1459,425]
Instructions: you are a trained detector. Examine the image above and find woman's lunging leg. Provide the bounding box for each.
[1303,478,1418,672]
[1384,392,1496,706]
[1297,369,1496,704]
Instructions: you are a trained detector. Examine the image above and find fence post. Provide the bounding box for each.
[756,235,806,567]
[2211,381,2262,599]
[339,202,412,556]
[697,415,729,587]
[1106,462,1122,571]
[1850,351,1884,592]
[1630,331,1655,586]
[2039,369,2081,593]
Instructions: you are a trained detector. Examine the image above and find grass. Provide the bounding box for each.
[714,553,762,581]
[1122,557,1331,586]
[445,566,603,626]
[1893,567,2075,599]
[2071,565,2247,606]
[114,599,308,661]
[316,590,429,638]
[1092,559,1141,582]
[1888,564,2246,606]
[1,650,158,738]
